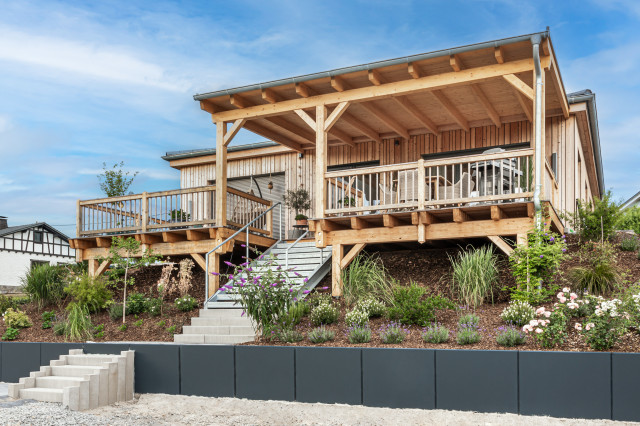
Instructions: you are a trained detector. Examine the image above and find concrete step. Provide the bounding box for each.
[191,316,252,326]
[174,334,255,344]
[20,387,63,403]
[182,325,255,335]
[65,355,116,366]
[197,308,245,318]
[51,365,106,377]
[35,376,84,389]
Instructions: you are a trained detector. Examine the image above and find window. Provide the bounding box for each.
[30,260,48,269]
[33,231,43,243]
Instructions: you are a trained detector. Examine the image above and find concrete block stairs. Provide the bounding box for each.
[174,240,332,345]
[8,349,134,411]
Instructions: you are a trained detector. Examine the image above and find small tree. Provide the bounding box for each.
[283,187,311,220]
[566,191,622,242]
[98,161,139,197]
[100,237,159,323]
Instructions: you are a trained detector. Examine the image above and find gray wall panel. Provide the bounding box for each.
[180,345,235,397]
[296,347,361,405]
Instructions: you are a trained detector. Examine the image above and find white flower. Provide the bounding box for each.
[575,323,582,331]
[563,287,571,293]
[535,328,543,334]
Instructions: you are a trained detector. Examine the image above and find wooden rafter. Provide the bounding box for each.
[368,69,385,86]
[266,115,315,143]
[470,85,501,128]
[350,217,370,230]
[325,102,351,131]
[513,90,533,122]
[293,105,354,146]
[223,118,246,146]
[340,114,382,143]
[502,74,534,100]
[494,46,505,64]
[453,209,470,223]
[209,57,543,122]
[359,102,410,140]
[432,90,470,132]
[392,96,438,134]
[548,55,570,119]
[262,88,282,104]
[407,62,423,79]
[449,54,462,72]
[491,205,508,221]
[295,82,312,98]
[243,121,303,152]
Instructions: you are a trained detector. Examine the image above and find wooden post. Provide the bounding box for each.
[417,159,426,210]
[517,233,528,247]
[88,259,99,277]
[76,200,82,238]
[215,122,228,227]
[315,105,327,218]
[209,252,220,298]
[332,243,344,297]
[141,192,148,233]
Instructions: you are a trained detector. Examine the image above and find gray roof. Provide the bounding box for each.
[621,190,640,210]
[0,222,70,241]
[162,141,279,161]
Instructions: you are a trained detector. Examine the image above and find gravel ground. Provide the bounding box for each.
[0,392,637,425]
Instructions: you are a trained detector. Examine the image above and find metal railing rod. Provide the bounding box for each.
[285,230,309,270]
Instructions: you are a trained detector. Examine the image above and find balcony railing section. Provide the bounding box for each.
[77,185,272,237]
[325,148,534,215]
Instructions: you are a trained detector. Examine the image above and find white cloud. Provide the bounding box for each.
[0,27,189,92]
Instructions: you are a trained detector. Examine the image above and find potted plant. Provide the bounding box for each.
[284,187,311,227]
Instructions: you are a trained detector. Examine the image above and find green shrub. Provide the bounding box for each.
[449,246,499,308]
[21,263,65,308]
[0,295,17,315]
[64,274,113,312]
[64,303,93,341]
[496,326,527,347]
[340,254,393,306]
[93,324,104,339]
[145,297,163,317]
[2,308,32,328]
[379,321,409,344]
[307,292,332,308]
[2,328,19,341]
[109,303,124,321]
[422,324,449,343]
[508,227,567,304]
[308,325,335,343]
[568,242,620,295]
[456,327,481,345]
[458,313,480,328]
[126,293,147,315]
[356,297,385,318]
[41,311,56,329]
[174,294,198,312]
[523,307,567,348]
[118,324,127,332]
[620,236,639,252]
[310,302,339,326]
[53,321,65,336]
[277,328,303,343]
[347,325,371,343]
[577,298,627,351]
[133,319,143,327]
[166,325,176,334]
[617,206,640,235]
[387,283,431,326]
[344,308,369,327]
[281,301,310,328]
[500,300,535,327]
[566,191,621,241]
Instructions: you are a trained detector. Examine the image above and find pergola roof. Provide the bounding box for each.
[195,31,570,153]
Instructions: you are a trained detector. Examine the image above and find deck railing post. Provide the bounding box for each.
[417,159,426,210]
[76,200,82,237]
[141,192,148,233]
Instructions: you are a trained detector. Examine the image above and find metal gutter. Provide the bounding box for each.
[162,141,278,161]
[193,31,549,101]
[567,90,605,197]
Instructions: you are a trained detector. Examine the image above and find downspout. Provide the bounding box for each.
[531,34,543,228]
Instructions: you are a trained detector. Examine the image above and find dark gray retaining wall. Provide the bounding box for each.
[0,342,638,421]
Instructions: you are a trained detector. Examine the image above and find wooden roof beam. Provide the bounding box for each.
[449,54,463,72]
[243,121,303,152]
[494,46,505,64]
[513,90,533,122]
[407,62,423,79]
[262,88,284,104]
[502,74,534,100]
[341,114,382,143]
[368,69,386,86]
[432,90,470,132]
[548,52,570,119]
[295,82,313,98]
[209,57,542,122]
[470,85,501,128]
[392,96,438,134]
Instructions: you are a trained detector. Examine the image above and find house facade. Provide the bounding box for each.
[0,217,75,291]
[71,30,604,299]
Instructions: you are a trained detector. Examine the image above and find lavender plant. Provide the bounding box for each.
[496,325,527,347]
[308,325,335,343]
[421,323,450,343]
[347,325,372,343]
[379,321,410,344]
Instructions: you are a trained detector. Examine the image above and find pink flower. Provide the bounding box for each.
[570,293,578,301]
[562,287,570,293]
[522,325,532,333]
[558,296,567,304]
[544,311,551,318]
[574,323,582,331]
[557,292,564,299]
[536,307,546,315]
[585,324,592,331]
[529,319,539,327]
[535,328,543,334]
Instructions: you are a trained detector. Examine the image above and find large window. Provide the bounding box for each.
[33,230,43,243]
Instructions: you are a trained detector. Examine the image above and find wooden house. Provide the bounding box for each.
[71,31,604,299]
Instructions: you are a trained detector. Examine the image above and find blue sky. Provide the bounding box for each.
[1,0,639,236]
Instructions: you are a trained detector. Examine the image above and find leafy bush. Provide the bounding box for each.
[0,295,17,316]
[566,191,622,241]
[496,326,527,347]
[449,246,499,308]
[118,324,127,332]
[94,324,105,339]
[575,298,627,350]
[145,297,163,317]
[522,306,567,348]
[347,325,371,343]
[64,274,113,312]
[310,302,339,326]
[2,308,32,328]
[133,319,143,327]
[126,293,147,315]
[500,300,535,327]
[617,206,640,235]
[21,263,65,308]
[379,321,409,344]
[387,283,434,326]
[53,321,65,336]
[174,294,198,312]
[568,242,620,295]
[508,227,567,304]
[620,236,639,252]
[456,325,481,345]
[356,297,385,318]
[277,328,303,343]
[41,311,56,329]
[340,254,393,306]
[166,325,176,334]
[2,328,19,341]
[281,301,310,328]
[344,308,369,327]
[307,292,332,308]
[458,313,480,329]
[109,303,124,321]
[64,303,93,341]
[308,325,335,343]
[422,324,450,343]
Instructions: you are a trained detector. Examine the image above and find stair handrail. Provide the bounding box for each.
[285,230,309,269]
[205,202,282,304]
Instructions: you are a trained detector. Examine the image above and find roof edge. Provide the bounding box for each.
[162,141,279,161]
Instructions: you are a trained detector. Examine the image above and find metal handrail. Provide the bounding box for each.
[205,202,282,305]
[285,230,309,270]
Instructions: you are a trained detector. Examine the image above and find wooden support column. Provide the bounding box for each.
[332,243,344,297]
[315,105,328,218]
[215,121,228,227]
[141,191,148,233]
[88,259,99,277]
[517,233,528,247]
[340,243,366,269]
[209,252,220,298]
[191,253,206,270]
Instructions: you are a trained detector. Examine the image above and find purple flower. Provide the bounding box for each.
[241,244,246,248]
[224,261,234,267]
[321,286,328,290]
[539,254,544,258]
[271,283,278,287]
[289,289,294,292]
[229,274,234,280]
[303,290,310,294]
[303,277,309,283]
[550,237,555,242]
[241,311,245,317]
[294,272,301,277]
[562,248,567,252]
[210,272,220,276]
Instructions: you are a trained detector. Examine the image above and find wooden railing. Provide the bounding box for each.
[77,185,272,237]
[324,148,535,215]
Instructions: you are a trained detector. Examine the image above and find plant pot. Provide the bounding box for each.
[296,219,308,226]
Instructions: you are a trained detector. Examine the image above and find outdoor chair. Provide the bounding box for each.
[436,172,475,203]
[398,170,432,208]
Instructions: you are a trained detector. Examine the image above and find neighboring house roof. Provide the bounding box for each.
[621,190,640,210]
[567,89,605,196]
[162,141,278,161]
[0,222,70,242]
